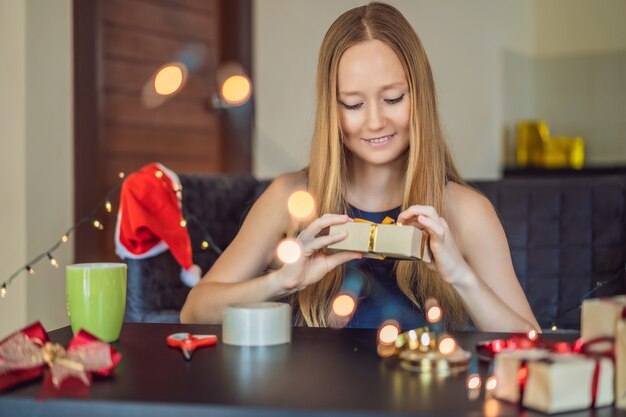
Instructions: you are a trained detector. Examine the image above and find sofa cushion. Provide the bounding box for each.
[473,175,626,329]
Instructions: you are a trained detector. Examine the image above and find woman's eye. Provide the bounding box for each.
[384,94,405,105]
[341,102,363,111]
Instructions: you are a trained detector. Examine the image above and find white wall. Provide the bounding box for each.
[25,0,73,330]
[0,0,73,338]
[535,0,626,57]
[533,0,626,165]
[253,0,536,180]
[0,0,28,337]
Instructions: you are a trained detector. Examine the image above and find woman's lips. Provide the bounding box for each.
[362,133,395,147]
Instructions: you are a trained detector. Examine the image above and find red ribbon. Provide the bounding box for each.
[514,337,612,407]
[479,335,614,408]
[0,321,121,393]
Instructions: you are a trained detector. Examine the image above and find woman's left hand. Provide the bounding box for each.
[397,205,468,285]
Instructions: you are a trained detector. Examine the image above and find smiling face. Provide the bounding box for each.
[337,39,411,167]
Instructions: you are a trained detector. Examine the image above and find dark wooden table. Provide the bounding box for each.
[0,323,624,417]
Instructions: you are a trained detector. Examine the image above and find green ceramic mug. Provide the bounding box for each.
[66,263,127,342]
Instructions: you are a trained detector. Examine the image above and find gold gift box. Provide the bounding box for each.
[516,120,585,169]
[327,221,431,263]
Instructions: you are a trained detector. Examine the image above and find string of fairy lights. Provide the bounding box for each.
[2,42,253,299]
[3,163,621,341]
[0,170,223,300]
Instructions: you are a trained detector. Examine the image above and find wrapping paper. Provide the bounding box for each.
[616,310,626,409]
[328,221,431,262]
[495,350,614,414]
[581,295,626,342]
[494,349,614,414]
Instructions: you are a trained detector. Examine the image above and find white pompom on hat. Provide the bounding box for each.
[114,163,201,287]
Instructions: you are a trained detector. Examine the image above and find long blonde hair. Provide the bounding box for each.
[296,2,467,330]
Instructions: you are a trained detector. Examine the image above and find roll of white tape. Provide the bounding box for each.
[222,302,292,346]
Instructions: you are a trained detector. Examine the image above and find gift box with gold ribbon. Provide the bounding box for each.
[494,349,614,414]
[327,217,431,262]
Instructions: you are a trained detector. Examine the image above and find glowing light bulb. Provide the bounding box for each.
[180,219,187,227]
[551,324,558,332]
[467,374,481,390]
[154,64,184,96]
[527,329,538,341]
[105,201,112,213]
[61,234,69,243]
[26,266,35,275]
[287,191,315,219]
[438,335,456,355]
[378,321,400,345]
[47,253,59,268]
[485,375,497,391]
[0,285,6,298]
[93,220,104,230]
[201,241,209,250]
[118,172,125,179]
[276,239,301,264]
[221,75,251,105]
[155,170,163,178]
[332,294,356,317]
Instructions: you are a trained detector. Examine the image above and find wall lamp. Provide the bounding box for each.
[141,44,252,111]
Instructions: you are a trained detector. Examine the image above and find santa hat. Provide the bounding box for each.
[115,163,201,287]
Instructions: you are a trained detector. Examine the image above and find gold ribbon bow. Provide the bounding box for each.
[0,332,112,387]
[354,216,395,257]
[353,216,429,261]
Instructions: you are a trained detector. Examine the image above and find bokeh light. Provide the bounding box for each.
[287,191,315,219]
[154,64,185,96]
[276,239,301,264]
[438,335,456,355]
[467,374,481,390]
[426,305,442,323]
[332,294,356,317]
[378,321,400,345]
[221,75,251,105]
[527,329,538,341]
[485,375,497,391]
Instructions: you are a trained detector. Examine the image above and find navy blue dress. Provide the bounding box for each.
[344,205,427,331]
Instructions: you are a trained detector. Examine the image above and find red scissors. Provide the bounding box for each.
[166,333,218,360]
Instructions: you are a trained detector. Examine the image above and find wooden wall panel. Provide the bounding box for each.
[102,0,217,42]
[75,0,251,263]
[105,92,216,130]
[103,25,211,64]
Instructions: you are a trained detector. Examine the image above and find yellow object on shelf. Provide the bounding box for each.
[516,121,585,169]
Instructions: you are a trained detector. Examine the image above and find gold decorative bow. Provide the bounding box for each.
[354,216,395,259]
[0,332,112,387]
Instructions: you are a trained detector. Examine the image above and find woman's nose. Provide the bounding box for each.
[366,103,385,131]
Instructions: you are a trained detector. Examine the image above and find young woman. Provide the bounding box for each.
[180,2,539,333]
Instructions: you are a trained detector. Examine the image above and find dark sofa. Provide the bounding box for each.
[124,173,626,331]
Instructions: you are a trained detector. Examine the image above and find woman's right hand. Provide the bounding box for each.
[272,213,362,293]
